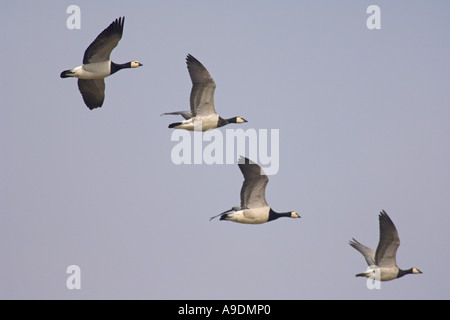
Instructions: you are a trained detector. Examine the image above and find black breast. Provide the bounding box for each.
[217,117,228,128]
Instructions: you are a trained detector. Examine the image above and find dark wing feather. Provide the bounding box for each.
[349,238,376,266]
[375,210,400,268]
[83,17,124,64]
[238,157,269,209]
[77,79,105,109]
[186,54,216,117]
[160,111,193,120]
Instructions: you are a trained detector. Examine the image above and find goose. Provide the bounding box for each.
[60,17,142,110]
[209,156,299,224]
[349,210,422,281]
[161,54,247,131]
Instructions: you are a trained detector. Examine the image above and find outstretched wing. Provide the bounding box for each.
[83,17,124,64]
[349,238,376,266]
[238,157,269,209]
[186,54,216,117]
[77,79,105,109]
[160,111,193,120]
[375,210,400,268]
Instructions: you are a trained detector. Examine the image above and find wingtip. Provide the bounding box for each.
[349,238,360,247]
[186,53,201,66]
[237,155,247,164]
[87,104,103,110]
[85,99,104,110]
[237,156,252,165]
[112,16,125,32]
[378,209,394,224]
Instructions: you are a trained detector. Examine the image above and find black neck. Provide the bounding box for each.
[218,117,229,128]
[218,117,238,128]
[111,61,132,75]
[268,208,291,221]
[397,268,413,278]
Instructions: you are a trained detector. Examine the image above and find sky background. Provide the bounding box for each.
[1,1,449,299]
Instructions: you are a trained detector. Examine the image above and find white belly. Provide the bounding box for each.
[175,115,219,131]
[225,207,270,224]
[380,268,400,281]
[361,267,399,281]
[72,61,111,79]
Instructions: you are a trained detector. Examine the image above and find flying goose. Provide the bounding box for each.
[209,157,299,224]
[161,54,248,131]
[60,17,142,109]
[349,210,422,281]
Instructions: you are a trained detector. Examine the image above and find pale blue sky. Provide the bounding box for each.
[1,1,449,299]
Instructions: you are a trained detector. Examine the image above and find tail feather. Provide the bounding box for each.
[209,208,235,221]
[168,122,182,129]
[355,273,367,278]
[60,69,74,78]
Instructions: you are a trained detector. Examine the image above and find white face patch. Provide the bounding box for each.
[236,117,246,123]
[291,212,300,218]
[131,61,142,68]
[412,268,422,274]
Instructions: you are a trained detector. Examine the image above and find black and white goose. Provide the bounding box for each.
[350,210,422,281]
[60,17,142,110]
[161,54,247,131]
[209,157,299,224]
